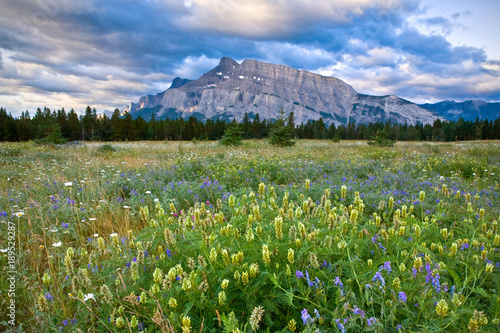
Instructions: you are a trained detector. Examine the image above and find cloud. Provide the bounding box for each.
[173,55,220,79]
[178,0,380,39]
[254,42,338,70]
[0,0,498,116]
[315,46,500,102]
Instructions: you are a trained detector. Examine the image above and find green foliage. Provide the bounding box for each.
[1,104,500,142]
[269,108,295,147]
[1,141,499,332]
[96,143,118,154]
[0,147,22,157]
[220,123,243,146]
[368,129,395,147]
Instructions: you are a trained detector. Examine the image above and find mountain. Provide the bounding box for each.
[96,109,114,119]
[168,77,193,89]
[124,57,441,125]
[419,100,500,122]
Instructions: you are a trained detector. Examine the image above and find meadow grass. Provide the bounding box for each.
[0,140,499,332]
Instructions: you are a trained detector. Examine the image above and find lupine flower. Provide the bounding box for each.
[367,317,377,327]
[380,261,392,273]
[373,272,385,286]
[432,274,441,293]
[305,270,311,286]
[301,308,311,325]
[353,305,365,317]
[335,318,346,333]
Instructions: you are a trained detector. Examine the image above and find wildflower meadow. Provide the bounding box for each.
[1,140,499,332]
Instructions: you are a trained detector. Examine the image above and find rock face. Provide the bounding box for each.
[125,57,441,125]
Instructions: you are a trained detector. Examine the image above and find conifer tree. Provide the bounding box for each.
[269,107,295,146]
[220,121,243,146]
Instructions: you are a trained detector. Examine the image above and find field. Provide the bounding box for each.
[1,140,500,332]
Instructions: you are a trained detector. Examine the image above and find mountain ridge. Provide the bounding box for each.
[419,100,500,122]
[124,57,472,125]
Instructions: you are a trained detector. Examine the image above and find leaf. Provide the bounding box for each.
[472,287,489,298]
[265,272,280,288]
[182,301,193,317]
[446,267,462,287]
[284,288,295,308]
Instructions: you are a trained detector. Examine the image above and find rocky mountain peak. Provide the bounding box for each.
[125,57,443,125]
[216,57,240,71]
[168,77,193,90]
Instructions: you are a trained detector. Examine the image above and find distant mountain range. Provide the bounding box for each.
[419,100,500,122]
[124,57,499,125]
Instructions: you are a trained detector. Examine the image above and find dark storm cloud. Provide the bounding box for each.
[0,0,498,115]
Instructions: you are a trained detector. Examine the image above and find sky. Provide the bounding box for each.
[1,0,499,117]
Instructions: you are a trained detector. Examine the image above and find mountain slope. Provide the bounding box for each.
[419,100,500,121]
[125,57,441,125]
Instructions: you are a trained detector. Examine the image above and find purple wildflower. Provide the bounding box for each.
[367,317,377,327]
[301,308,311,325]
[335,319,346,333]
[334,276,343,288]
[353,305,365,318]
[296,270,304,279]
[398,291,407,302]
[372,272,385,286]
[432,274,441,293]
[380,261,392,273]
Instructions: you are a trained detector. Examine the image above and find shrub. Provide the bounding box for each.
[97,144,117,153]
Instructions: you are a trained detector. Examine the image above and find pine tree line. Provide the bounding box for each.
[0,106,499,142]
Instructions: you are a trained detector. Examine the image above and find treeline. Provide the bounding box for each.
[0,106,499,142]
